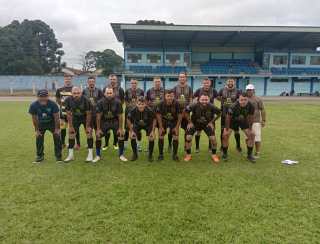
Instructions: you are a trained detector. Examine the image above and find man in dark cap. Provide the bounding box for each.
[29,89,62,163]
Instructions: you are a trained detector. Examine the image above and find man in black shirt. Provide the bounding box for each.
[94,87,127,163]
[222,93,256,162]
[103,74,125,151]
[173,72,193,151]
[56,73,74,148]
[184,94,221,163]
[218,78,242,152]
[193,78,218,152]
[146,77,165,109]
[64,87,93,163]
[127,97,157,162]
[82,76,104,130]
[156,89,182,161]
[29,89,62,163]
[124,79,144,148]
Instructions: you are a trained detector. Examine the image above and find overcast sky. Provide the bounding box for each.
[1,0,320,68]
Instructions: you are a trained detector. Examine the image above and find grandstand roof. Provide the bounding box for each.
[111,23,320,49]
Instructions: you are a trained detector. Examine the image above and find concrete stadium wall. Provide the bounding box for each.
[0,76,109,91]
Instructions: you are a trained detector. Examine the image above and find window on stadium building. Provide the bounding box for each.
[127,53,142,63]
[147,54,161,64]
[166,54,181,66]
[184,53,191,66]
[292,56,306,65]
[273,55,288,65]
[310,56,320,65]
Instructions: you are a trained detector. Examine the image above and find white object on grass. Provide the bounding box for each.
[282,160,299,165]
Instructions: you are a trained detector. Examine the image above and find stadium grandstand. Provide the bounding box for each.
[111,23,320,96]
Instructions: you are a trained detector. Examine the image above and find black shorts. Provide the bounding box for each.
[133,125,153,138]
[91,116,97,130]
[101,120,119,136]
[187,124,214,137]
[73,118,86,130]
[231,119,249,131]
[160,120,178,136]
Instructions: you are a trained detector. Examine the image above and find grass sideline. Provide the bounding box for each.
[0,101,319,243]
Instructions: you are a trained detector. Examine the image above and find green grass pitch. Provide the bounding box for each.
[0,101,319,243]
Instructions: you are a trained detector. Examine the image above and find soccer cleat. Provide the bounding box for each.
[158,154,164,161]
[254,152,260,159]
[32,156,44,164]
[184,154,192,162]
[56,157,63,163]
[130,154,138,161]
[222,153,228,161]
[247,155,256,163]
[74,144,80,150]
[102,146,108,151]
[236,147,242,153]
[148,155,154,162]
[113,145,119,150]
[86,152,93,162]
[92,156,101,163]
[64,155,74,163]
[195,148,200,153]
[211,154,220,164]
[119,155,128,162]
[172,154,179,162]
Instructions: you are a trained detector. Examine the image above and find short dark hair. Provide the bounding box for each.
[137,96,146,103]
[88,76,96,80]
[240,92,247,97]
[179,71,187,76]
[165,89,174,95]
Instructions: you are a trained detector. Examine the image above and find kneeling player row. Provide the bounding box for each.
[29,88,257,164]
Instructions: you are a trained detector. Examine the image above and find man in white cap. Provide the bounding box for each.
[246,84,266,158]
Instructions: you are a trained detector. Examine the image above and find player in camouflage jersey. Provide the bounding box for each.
[103,74,125,151]
[173,72,193,151]
[156,89,182,161]
[64,87,93,162]
[193,78,218,152]
[222,93,256,163]
[55,73,74,148]
[218,78,242,152]
[124,79,144,149]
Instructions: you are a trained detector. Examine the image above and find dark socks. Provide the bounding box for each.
[168,133,173,147]
[247,146,253,156]
[158,139,164,155]
[186,149,191,154]
[105,133,110,147]
[131,139,138,155]
[195,135,200,149]
[211,148,217,155]
[173,140,178,156]
[61,129,66,145]
[222,146,228,155]
[76,128,80,146]
[118,140,124,156]
[96,140,101,156]
[68,139,75,149]
[113,133,118,146]
[87,138,93,149]
[235,133,241,148]
[149,140,154,157]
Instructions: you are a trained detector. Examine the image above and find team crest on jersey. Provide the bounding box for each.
[105,111,113,119]
[165,112,173,121]
[178,94,186,104]
[138,120,145,127]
